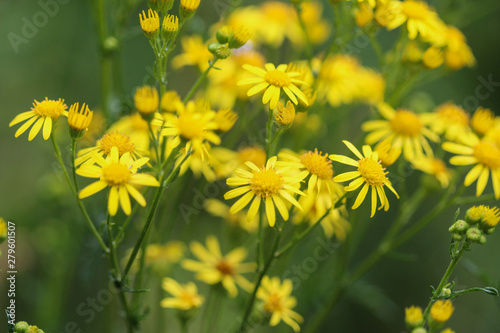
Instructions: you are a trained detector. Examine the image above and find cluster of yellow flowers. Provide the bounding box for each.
[7,0,498,332]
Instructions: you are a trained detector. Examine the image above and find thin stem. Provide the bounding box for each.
[422,242,471,321]
[183,58,218,104]
[265,107,274,159]
[293,3,314,67]
[257,204,264,270]
[52,132,109,253]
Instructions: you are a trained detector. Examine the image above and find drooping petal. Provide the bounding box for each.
[108,186,119,216]
[352,183,369,209]
[79,180,108,198]
[42,116,52,140]
[265,197,276,227]
[229,191,254,214]
[119,186,132,215]
[28,117,45,141]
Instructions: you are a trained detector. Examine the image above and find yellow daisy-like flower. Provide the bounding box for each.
[67,102,93,133]
[386,0,445,40]
[224,156,306,227]
[405,305,424,328]
[278,149,335,195]
[238,63,308,110]
[330,141,399,218]
[430,299,454,323]
[134,85,159,115]
[9,98,68,141]
[421,102,470,141]
[484,206,500,228]
[442,135,500,199]
[412,156,453,188]
[156,101,221,160]
[139,9,160,38]
[471,107,496,137]
[77,146,160,216]
[161,278,204,310]
[182,235,256,297]
[75,131,143,166]
[172,36,213,71]
[362,103,439,161]
[108,113,151,152]
[257,276,303,332]
[205,199,258,233]
[275,101,296,126]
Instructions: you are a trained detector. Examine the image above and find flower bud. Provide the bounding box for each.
[465,205,487,224]
[214,44,231,59]
[228,26,251,49]
[466,227,482,243]
[208,43,220,54]
[275,101,295,126]
[422,47,444,69]
[451,233,463,241]
[355,3,373,28]
[479,235,487,244]
[482,206,499,228]
[135,86,159,119]
[14,321,29,333]
[68,103,93,139]
[449,219,469,234]
[162,15,179,40]
[180,0,200,20]
[157,0,175,13]
[139,9,160,39]
[405,306,424,329]
[440,288,452,297]
[411,328,427,333]
[216,26,232,44]
[161,91,182,113]
[214,109,238,132]
[429,300,454,330]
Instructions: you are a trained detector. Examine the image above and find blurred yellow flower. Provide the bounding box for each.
[172,36,213,71]
[214,108,238,132]
[300,1,331,44]
[257,276,303,332]
[239,63,308,110]
[108,113,151,152]
[205,199,258,233]
[275,101,295,126]
[422,46,444,69]
[161,278,204,310]
[182,235,256,297]
[471,107,496,137]
[224,156,306,227]
[443,134,500,199]
[362,103,439,161]
[0,218,7,243]
[77,147,160,216]
[412,156,452,188]
[421,102,470,141]
[330,141,399,217]
[134,85,159,115]
[443,26,475,70]
[10,98,67,141]
[405,305,423,328]
[430,299,454,323]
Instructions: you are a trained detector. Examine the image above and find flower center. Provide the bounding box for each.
[357,158,387,186]
[265,70,291,88]
[179,290,199,307]
[102,162,131,186]
[299,150,333,180]
[473,141,500,169]
[238,147,267,168]
[250,168,284,197]
[264,293,283,313]
[32,98,66,119]
[390,110,422,136]
[176,114,205,140]
[98,132,136,156]
[216,260,234,276]
[402,1,430,20]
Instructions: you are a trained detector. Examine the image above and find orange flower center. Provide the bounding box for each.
[216,260,235,276]
[250,168,284,197]
[473,141,500,169]
[98,132,136,156]
[357,158,387,186]
[102,162,131,186]
[265,70,291,87]
[300,150,333,180]
[390,110,422,136]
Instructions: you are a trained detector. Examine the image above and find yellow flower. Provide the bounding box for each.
[355,3,374,27]
[77,146,160,216]
[161,278,204,310]
[160,90,183,113]
[238,63,308,110]
[75,131,144,166]
[275,101,296,126]
[172,36,213,71]
[139,9,160,38]
[441,329,455,333]
[362,103,439,161]
[180,0,200,19]
[471,107,496,137]
[145,241,186,267]
[422,46,444,69]
[9,98,67,141]
[257,276,303,332]
[205,199,258,233]
[412,156,453,188]
[224,156,306,227]
[484,206,500,228]
[374,139,401,166]
[443,25,475,70]
[134,85,159,115]
[293,183,350,241]
[421,102,470,141]
[442,134,500,199]
[330,140,399,218]
[108,113,151,152]
[278,149,335,195]
[162,14,178,40]
[386,0,446,40]
[430,299,454,323]
[214,108,238,132]
[403,41,423,63]
[300,1,331,44]
[67,102,93,137]
[0,218,7,243]
[182,235,256,297]
[405,305,424,328]
[228,25,252,49]
[156,100,221,160]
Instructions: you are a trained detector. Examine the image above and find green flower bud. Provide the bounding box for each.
[228,26,251,49]
[465,205,488,224]
[479,235,487,244]
[208,43,220,54]
[452,233,463,241]
[14,321,29,333]
[214,44,231,59]
[216,26,232,44]
[411,328,428,333]
[449,220,469,234]
[466,227,482,243]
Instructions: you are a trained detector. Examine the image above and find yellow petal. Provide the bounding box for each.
[352,183,369,210]
[265,197,276,227]
[42,117,52,140]
[108,186,119,216]
[125,184,146,207]
[246,197,261,222]
[79,180,108,198]
[28,117,45,141]
[119,186,131,215]
[476,167,489,197]
[464,164,483,186]
[9,111,36,127]
[229,191,254,214]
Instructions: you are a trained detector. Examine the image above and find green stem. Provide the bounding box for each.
[293,3,314,67]
[367,30,384,68]
[183,58,218,104]
[257,205,264,270]
[265,107,274,159]
[422,242,471,321]
[52,133,109,253]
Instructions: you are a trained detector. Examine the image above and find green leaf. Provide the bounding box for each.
[448,286,499,299]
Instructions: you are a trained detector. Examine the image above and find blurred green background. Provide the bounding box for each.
[1,0,500,332]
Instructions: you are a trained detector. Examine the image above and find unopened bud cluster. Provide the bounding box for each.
[14,321,45,333]
[449,205,499,244]
[208,25,252,60]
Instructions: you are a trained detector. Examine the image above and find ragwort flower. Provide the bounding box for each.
[330,141,399,217]
[161,278,204,310]
[77,147,160,216]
